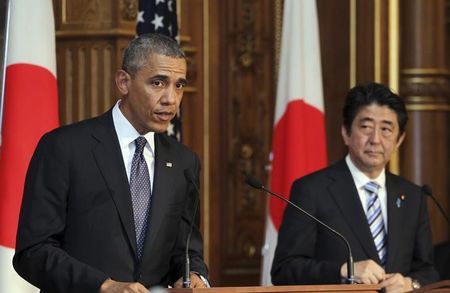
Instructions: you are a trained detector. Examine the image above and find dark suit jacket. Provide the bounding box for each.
[271,159,438,286]
[13,110,208,293]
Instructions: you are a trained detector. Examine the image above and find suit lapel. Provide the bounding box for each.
[142,134,176,255]
[90,111,138,258]
[328,161,380,262]
[385,174,404,270]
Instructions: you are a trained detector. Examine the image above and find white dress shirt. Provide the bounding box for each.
[112,100,155,192]
[345,155,388,232]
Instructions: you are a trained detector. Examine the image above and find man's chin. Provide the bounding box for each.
[362,158,385,170]
[154,128,169,134]
[146,122,170,133]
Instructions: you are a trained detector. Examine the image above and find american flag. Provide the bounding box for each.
[137,0,182,141]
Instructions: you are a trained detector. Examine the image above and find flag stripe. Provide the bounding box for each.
[0,64,59,248]
[274,0,324,123]
[0,0,59,291]
[6,0,56,74]
[261,0,327,285]
[0,246,38,292]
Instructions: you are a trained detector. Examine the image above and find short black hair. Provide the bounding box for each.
[122,33,186,76]
[342,82,408,138]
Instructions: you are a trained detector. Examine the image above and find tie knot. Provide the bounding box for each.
[364,181,380,194]
[134,137,147,155]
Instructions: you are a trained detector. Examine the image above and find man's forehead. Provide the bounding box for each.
[147,53,186,64]
[356,104,399,124]
[139,57,187,76]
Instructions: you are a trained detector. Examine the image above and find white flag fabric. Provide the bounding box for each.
[261,0,327,285]
[0,0,59,291]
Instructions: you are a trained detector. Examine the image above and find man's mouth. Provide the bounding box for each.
[365,150,383,156]
[155,111,174,121]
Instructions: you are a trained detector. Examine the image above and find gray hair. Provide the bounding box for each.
[122,33,186,76]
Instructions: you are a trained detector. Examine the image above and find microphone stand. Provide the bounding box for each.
[423,185,450,223]
[183,169,200,288]
[246,175,355,284]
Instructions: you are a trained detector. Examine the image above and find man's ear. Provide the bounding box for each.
[115,70,130,95]
[396,132,406,149]
[341,125,350,146]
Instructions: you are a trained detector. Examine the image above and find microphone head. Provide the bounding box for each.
[184,168,196,183]
[422,184,433,196]
[245,174,264,189]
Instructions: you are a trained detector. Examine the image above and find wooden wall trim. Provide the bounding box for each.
[399,0,450,244]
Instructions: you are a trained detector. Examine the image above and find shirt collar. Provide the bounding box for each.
[345,154,386,189]
[112,100,155,152]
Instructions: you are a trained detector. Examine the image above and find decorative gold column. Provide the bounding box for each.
[399,0,450,244]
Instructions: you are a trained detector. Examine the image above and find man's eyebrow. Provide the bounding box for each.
[178,78,188,85]
[359,117,374,123]
[150,74,169,81]
[359,117,394,126]
[381,120,394,126]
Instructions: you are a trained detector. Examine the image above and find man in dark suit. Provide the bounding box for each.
[13,33,208,293]
[271,83,439,292]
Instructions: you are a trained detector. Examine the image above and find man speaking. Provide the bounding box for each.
[13,33,208,292]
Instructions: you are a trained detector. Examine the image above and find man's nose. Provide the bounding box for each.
[161,86,177,105]
[369,128,381,143]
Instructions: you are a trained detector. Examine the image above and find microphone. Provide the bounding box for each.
[422,184,450,223]
[245,174,355,284]
[183,169,200,288]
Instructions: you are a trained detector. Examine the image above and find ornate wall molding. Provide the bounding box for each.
[400,68,450,111]
[121,0,137,21]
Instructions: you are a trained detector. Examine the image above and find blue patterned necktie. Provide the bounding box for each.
[364,181,387,266]
[130,136,151,259]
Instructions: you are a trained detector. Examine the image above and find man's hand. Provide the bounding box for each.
[99,278,149,293]
[340,259,385,284]
[173,273,207,288]
[380,274,413,293]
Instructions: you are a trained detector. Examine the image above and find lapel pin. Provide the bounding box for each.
[396,197,401,208]
[165,162,173,168]
[396,194,406,208]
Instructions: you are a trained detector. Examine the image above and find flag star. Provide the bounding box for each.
[137,11,145,23]
[156,0,165,5]
[168,24,173,35]
[151,13,164,31]
[167,122,175,136]
[168,0,174,12]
